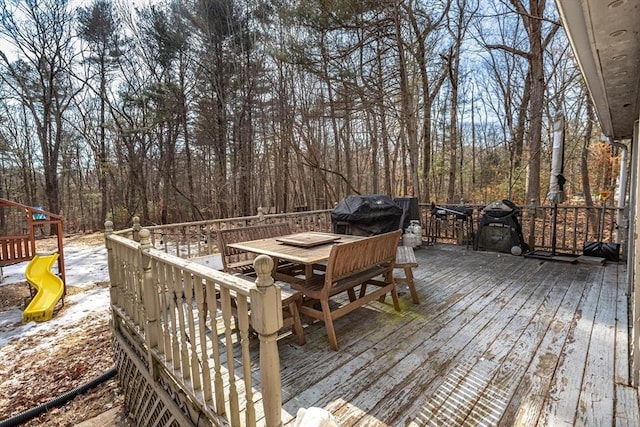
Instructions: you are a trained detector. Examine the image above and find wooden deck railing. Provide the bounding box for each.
[132,208,333,259]
[132,203,625,261]
[105,222,284,426]
[0,234,34,267]
[421,202,625,256]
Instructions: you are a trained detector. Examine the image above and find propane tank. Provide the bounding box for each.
[403,228,417,248]
[408,220,422,247]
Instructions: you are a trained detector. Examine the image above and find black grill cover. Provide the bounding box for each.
[331,194,403,236]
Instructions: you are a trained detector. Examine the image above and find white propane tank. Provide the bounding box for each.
[403,229,417,248]
[408,220,422,247]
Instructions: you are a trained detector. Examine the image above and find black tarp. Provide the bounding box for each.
[394,197,420,231]
[331,194,403,236]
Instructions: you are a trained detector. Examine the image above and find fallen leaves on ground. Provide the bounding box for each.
[0,280,132,426]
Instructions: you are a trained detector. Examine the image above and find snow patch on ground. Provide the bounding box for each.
[0,244,110,348]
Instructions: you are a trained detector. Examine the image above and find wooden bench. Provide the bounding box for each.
[292,230,402,351]
[216,223,305,345]
[395,245,419,304]
[217,222,294,275]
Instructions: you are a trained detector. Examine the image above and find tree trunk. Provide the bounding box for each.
[446,51,459,204]
[581,98,598,233]
[376,45,392,196]
[394,4,420,199]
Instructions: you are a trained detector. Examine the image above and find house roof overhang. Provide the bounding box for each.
[555,0,640,140]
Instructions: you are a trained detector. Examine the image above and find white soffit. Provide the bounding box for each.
[555,0,640,140]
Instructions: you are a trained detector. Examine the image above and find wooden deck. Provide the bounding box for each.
[261,244,638,426]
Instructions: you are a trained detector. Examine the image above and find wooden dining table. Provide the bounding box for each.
[226,231,364,283]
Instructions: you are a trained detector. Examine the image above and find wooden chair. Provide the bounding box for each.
[216,223,305,345]
[293,230,402,351]
[229,276,306,345]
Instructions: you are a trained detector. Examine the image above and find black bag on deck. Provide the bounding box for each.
[583,241,620,262]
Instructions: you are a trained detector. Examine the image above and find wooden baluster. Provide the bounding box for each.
[125,247,135,321]
[541,205,548,248]
[176,269,191,379]
[140,229,160,379]
[206,227,213,255]
[572,206,579,254]
[236,293,255,426]
[194,277,212,402]
[186,226,192,258]
[135,241,145,328]
[220,285,240,426]
[184,272,201,390]
[205,278,226,414]
[157,262,171,362]
[131,246,139,323]
[525,201,533,251]
[104,221,117,308]
[560,207,567,252]
[167,266,181,370]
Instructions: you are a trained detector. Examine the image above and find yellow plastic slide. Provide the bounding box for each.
[23,253,64,323]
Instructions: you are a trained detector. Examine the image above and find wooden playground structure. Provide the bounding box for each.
[0,198,65,288]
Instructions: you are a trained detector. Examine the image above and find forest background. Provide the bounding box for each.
[0,0,623,232]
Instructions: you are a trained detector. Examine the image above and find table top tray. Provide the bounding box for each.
[276,233,342,248]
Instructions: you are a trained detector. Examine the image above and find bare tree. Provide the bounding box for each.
[0,0,78,215]
[403,1,450,204]
[508,1,559,202]
[77,0,121,225]
[444,0,477,203]
[0,100,39,203]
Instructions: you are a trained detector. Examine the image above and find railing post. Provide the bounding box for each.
[527,199,537,251]
[132,216,142,242]
[250,255,283,427]
[139,229,160,379]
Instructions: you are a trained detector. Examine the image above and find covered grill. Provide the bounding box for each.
[474,200,528,254]
[331,194,403,236]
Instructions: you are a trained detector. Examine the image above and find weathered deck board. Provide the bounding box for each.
[263,245,637,426]
[576,263,617,425]
[500,266,591,425]
[280,250,532,420]
[616,384,640,427]
[537,266,604,426]
[345,264,543,424]
[615,263,631,385]
[389,256,564,426]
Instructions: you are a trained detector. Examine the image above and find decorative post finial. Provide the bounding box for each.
[139,228,151,251]
[132,216,141,242]
[254,255,274,288]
